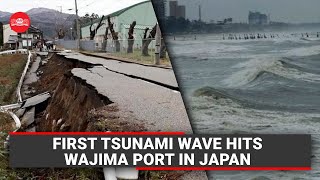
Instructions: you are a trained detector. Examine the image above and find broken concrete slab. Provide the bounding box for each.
[36,52,49,56]
[15,108,26,118]
[24,56,41,85]
[58,52,178,89]
[26,126,36,132]
[72,67,192,133]
[20,92,50,109]
[21,107,35,128]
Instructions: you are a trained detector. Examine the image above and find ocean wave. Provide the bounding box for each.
[192,86,243,109]
[300,37,320,42]
[223,57,320,87]
[190,89,320,133]
[286,45,320,57]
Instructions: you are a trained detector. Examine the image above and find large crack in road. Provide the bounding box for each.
[27,52,193,133]
[56,52,192,133]
[1,51,206,180]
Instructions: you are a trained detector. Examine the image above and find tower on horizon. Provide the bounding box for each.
[169,0,186,19]
[199,5,202,22]
[152,0,166,22]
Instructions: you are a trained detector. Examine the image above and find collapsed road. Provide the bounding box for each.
[0,50,207,180]
[52,51,192,133]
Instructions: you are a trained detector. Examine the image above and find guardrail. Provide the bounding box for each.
[16,51,32,102]
[0,49,28,55]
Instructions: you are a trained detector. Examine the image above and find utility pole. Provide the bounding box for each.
[57,6,62,13]
[75,0,80,50]
[26,30,29,50]
[154,23,161,65]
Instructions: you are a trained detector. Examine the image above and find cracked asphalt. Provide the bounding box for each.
[59,52,193,133]
[58,52,179,89]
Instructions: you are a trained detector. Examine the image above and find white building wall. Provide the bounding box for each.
[3,24,17,43]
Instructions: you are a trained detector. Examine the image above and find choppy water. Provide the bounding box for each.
[167,33,320,180]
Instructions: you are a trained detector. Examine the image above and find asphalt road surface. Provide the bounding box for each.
[59,52,192,133]
[58,52,178,89]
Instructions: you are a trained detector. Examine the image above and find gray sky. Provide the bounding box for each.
[1,0,319,23]
[0,0,147,16]
[175,0,320,23]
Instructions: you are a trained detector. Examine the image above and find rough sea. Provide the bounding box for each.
[167,32,320,180]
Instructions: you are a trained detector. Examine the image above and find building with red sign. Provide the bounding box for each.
[2,24,43,50]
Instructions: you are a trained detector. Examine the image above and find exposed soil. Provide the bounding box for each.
[87,105,146,132]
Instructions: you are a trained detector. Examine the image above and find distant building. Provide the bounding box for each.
[3,24,17,47]
[152,0,166,22]
[0,22,3,47]
[81,0,157,48]
[169,1,186,19]
[169,1,178,17]
[248,11,269,25]
[2,24,43,49]
[176,5,185,19]
[20,26,43,49]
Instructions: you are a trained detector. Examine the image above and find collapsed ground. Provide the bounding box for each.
[0,52,193,179]
[30,53,146,132]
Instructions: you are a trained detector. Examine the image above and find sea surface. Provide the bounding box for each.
[166,33,320,180]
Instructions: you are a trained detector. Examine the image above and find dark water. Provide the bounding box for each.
[167,33,320,179]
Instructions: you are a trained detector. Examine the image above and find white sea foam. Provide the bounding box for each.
[286,45,320,57]
[223,56,320,87]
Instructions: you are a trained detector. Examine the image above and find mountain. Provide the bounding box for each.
[0,8,77,38]
[0,11,11,17]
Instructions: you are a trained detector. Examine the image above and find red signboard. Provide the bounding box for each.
[10,12,31,33]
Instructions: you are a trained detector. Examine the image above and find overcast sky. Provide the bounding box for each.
[0,0,147,16]
[174,0,320,23]
[1,0,320,23]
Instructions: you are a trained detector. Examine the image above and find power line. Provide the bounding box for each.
[69,0,98,12]
[78,0,92,7]
[79,0,96,9]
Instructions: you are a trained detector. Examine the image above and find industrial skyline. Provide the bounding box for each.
[169,0,320,23]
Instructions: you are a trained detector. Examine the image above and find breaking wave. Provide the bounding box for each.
[223,56,320,87]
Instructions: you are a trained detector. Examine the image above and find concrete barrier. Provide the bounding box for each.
[0,49,28,55]
[56,40,78,50]
[56,40,97,51]
[17,51,32,102]
[80,40,96,51]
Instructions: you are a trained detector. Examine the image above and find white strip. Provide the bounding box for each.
[0,103,22,111]
[16,51,32,102]
[8,111,21,132]
[0,49,28,55]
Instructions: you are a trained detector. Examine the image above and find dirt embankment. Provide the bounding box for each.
[32,53,109,132]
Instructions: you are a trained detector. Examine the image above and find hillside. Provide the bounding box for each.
[0,8,77,38]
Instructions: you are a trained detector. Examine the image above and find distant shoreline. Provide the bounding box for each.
[163,23,320,36]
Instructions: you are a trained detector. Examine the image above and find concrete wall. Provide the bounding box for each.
[56,39,97,51]
[80,40,96,51]
[56,40,77,49]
